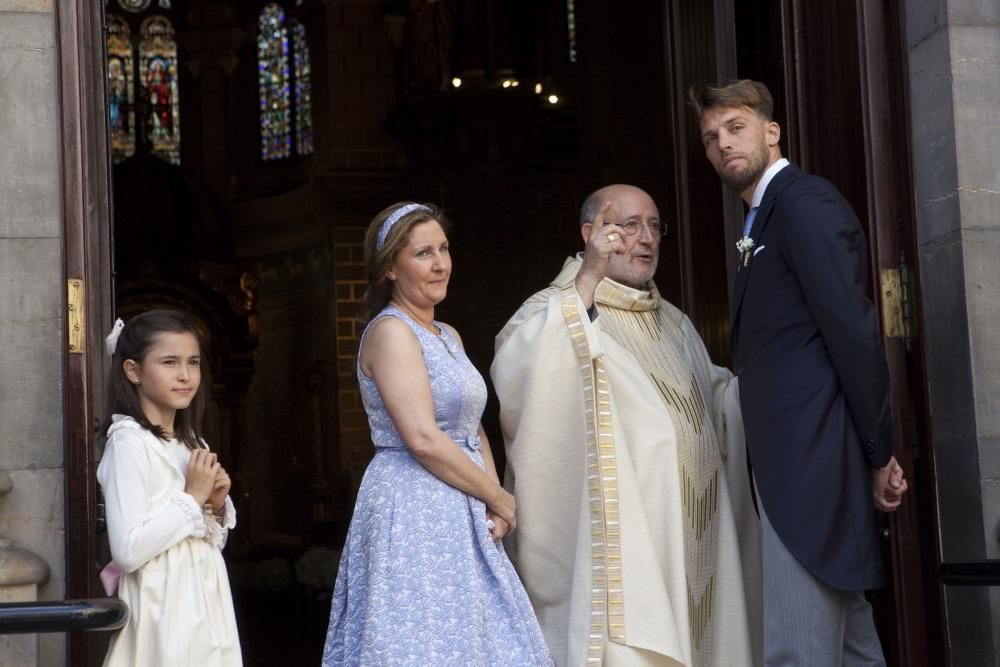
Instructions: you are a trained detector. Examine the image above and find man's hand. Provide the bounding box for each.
[575,201,626,308]
[872,455,908,512]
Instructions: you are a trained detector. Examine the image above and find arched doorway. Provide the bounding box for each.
[58,1,944,664]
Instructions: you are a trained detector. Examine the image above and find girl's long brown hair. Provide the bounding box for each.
[103,309,207,449]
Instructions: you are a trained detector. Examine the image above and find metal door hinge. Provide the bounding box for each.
[68,278,85,354]
[880,259,915,350]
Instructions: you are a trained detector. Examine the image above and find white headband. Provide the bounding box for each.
[105,318,125,355]
[376,203,431,251]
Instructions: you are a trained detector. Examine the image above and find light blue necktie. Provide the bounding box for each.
[742,206,758,240]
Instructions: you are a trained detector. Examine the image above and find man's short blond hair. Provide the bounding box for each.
[688,79,774,120]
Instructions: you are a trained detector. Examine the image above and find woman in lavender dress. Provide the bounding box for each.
[323,202,553,666]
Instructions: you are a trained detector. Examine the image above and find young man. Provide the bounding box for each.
[690,79,907,665]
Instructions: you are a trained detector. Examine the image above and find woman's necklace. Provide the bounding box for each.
[391,299,455,358]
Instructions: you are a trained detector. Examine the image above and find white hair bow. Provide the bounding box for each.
[105,318,125,355]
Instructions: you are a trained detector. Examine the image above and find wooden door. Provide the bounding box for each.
[56,0,114,664]
[729,0,946,663]
[665,0,946,663]
[854,2,947,663]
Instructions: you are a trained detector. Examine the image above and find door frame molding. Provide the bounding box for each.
[855,0,946,662]
[55,0,113,663]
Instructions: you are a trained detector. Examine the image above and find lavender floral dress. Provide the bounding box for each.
[323,305,553,666]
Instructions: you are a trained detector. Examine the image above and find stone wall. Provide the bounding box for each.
[322,0,400,172]
[0,0,66,664]
[905,0,1000,664]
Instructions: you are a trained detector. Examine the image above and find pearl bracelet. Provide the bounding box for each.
[202,503,225,524]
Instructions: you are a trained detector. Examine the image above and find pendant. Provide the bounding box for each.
[437,333,456,359]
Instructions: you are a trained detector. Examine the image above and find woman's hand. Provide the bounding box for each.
[486,510,511,543]
[487,486,517,533]
[185,449,220,507]
[209,466,231,513]
[365,320,521,519]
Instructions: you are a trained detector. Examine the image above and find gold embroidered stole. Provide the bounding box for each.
[556,284,622,664]
[592,279,721,667]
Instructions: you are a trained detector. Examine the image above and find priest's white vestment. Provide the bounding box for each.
[492,257,761,666]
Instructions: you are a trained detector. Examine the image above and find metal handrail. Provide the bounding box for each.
[939,559,1000,587]
[0,598,128,634]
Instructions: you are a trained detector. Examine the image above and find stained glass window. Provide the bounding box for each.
[292,20,314,156]
[107,16,136,163]
[138,16,181,164]
[258,4,291,161]
[566,0,577,63]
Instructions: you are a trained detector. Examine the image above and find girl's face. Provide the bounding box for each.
[124,331,201,429]
[388,220,451,309]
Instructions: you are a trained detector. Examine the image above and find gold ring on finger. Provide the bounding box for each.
[608,233,617,243]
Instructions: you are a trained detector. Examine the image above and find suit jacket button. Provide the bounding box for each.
[737,366,744,376]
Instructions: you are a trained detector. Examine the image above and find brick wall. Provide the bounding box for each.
[331,226,371,490]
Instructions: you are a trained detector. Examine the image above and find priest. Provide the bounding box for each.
[492,184,760,666]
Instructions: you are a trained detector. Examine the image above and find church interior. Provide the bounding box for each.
[95,0,929,663]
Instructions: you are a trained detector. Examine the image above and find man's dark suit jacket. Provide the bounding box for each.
[732,163,893,591]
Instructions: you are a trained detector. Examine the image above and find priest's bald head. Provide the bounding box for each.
[579,184,664,289]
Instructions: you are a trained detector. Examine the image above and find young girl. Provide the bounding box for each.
[97,310,242,666]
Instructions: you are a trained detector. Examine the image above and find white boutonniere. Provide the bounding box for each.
[736,236,755,267]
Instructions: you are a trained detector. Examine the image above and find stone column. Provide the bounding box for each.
[904,1,1000,664]
[177,22,245,195]
[0,474,51,666]
[304,362,335,529]
[0,1,67,664]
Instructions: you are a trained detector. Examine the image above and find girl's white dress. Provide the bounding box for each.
[97,415,242,666]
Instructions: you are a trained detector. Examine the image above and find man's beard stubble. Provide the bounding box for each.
[607,247,658,290]
[720,142,771,194]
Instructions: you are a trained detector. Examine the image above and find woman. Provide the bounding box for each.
[323,202,552,665]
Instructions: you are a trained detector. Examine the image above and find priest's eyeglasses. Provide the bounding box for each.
[609,219,668,237]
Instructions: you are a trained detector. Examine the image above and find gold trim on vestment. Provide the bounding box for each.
[559,286,625,664]
[548,258,721,665]
[595,285,721,667]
